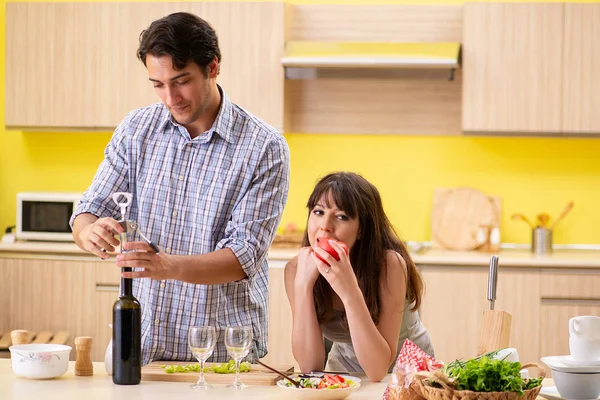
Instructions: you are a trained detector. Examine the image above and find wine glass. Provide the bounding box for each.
[188,326,217,390]
[224,326,253,389]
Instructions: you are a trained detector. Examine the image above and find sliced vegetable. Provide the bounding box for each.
[160,360,251,374]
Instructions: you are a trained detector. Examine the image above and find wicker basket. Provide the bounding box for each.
[414,363,546,400]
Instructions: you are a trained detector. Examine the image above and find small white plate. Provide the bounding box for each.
[541,356,600,373]
[540,386,600,400]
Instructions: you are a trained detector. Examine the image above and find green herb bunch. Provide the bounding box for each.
[438,351,543,395]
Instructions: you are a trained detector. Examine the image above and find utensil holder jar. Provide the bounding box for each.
[532,227,552,254]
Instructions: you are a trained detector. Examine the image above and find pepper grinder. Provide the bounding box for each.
[10,330,29,345]
[74,336,94,376]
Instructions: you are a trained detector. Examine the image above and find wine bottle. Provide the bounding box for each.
[112,265,141,385]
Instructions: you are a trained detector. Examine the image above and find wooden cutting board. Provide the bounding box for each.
[431,187,501,251]
[141,361,294,385]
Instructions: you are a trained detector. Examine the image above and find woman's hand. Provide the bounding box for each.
[115,241,179,281]
[312,240,361,304]
[294,246,321,289]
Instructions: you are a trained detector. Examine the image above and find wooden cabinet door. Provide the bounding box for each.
[562,4,600,134]
[92,261,121,362]
[540,269,600,363]
[462,3,563,134]
[419,265,541,364]
[6,4,99,128]
[6,2,285,131]
[0,257,96,360]
[261,262,298,369]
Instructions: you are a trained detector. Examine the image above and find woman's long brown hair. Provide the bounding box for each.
[302,172,423,325]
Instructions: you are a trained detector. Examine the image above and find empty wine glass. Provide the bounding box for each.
[188,326,217,390]
[224,326,253,389]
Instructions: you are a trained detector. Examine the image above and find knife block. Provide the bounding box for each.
[477,310,512,356]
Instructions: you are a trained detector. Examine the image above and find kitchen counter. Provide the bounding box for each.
[410,248,600,268]
[269,247,600,268]
[1,360,387,400]
[2,241,600,268]
[0,360,557,400]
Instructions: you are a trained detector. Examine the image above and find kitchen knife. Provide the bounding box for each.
[478,254,512,355]
[488,254,499,311]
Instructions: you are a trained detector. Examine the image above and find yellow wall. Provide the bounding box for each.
[1,0,599,246]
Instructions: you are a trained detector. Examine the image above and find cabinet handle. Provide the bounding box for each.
[542,297,600,306]
[96,284,119,292]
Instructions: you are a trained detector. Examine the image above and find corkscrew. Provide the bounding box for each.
[111,192,159,254]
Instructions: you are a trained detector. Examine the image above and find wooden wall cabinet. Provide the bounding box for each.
[462,3,563,134]
[463,3,600,135]
[5,2,285,132]
[283,5,464,136]
[562,4,600,134]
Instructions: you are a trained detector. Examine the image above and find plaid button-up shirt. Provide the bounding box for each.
[71,87,290,365]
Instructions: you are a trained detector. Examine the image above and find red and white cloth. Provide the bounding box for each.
[382,339,443,400]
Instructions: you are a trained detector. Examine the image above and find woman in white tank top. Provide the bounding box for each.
[284,172,434,382]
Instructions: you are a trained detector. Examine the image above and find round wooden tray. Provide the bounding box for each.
[431,187,498,251]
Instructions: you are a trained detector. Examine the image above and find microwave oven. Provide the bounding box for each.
[16,192,82,242]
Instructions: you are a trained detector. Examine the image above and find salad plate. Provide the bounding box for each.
[541,356,600,373]
[277,373,361,400]
[540,386,600,400]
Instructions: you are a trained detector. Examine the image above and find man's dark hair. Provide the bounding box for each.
[137,12,221,76]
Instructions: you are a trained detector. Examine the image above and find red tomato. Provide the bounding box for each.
[315,237,349,266]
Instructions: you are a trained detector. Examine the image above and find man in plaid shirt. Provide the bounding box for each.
[71,12,290,365]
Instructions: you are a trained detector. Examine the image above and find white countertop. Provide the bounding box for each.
[0,360,557,400]
[1,241,600,268]
[269,247,600,268]
[0,360,386,400]
[409,248,600,268]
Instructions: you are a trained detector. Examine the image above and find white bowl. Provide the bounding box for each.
[9,344,72,379]
[552,369,600,400]
[277,374,361,400]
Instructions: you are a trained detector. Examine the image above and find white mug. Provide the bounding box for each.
[569,316,600,362]
[570,316,600,339]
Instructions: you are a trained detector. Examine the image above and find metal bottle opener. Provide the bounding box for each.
[111,192,159,254]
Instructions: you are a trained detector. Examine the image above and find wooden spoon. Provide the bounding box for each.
[255,359,302,388]
[511,213,534,228]
[551,201,574,230]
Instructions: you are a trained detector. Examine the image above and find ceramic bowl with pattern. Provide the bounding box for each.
[9,344,72,379]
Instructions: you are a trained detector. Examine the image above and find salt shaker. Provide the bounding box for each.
[74,336,94,376]
[10,330,29,345]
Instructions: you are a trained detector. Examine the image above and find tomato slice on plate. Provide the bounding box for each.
[317,379,329,389]
[320,374,349,388]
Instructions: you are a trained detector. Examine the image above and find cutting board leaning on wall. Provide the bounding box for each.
[431,187,501,251]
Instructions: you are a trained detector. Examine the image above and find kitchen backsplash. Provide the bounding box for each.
[2,131,598,246]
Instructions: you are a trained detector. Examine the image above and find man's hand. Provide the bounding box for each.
[76,216,123,260]
[116,241,179,281]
